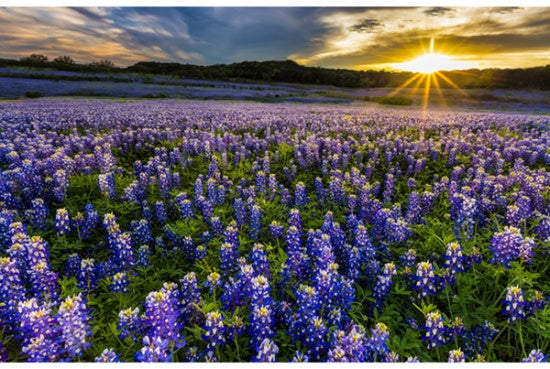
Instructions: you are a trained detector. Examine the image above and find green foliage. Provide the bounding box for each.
[24,91,43,98]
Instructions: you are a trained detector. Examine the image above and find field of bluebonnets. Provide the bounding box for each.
[0,98,549,363]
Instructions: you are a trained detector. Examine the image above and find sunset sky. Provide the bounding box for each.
[1,7,550,71]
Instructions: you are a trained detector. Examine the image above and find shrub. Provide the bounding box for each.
[24,91,44,98]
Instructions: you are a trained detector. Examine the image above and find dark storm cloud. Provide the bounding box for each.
[350,19,383,33]
[423,7,455,17]
[494,7,522,14]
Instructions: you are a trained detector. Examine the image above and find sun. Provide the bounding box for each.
[386,38,477,110]
[398,53,456,74]
[393,38,475,74]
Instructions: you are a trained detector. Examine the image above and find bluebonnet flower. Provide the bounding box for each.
[142,283,185,348]
[450,192,477,240]
[522,349,548,362]
[206,272,222,294]
[288,208,303,233]
[366,323,390,360]
[131,219,153,245]
[503,286,526,322]
[534,214,550,242]
[52,169,68,202]
[178,199,194,220]
[304,316,329,360]
[294,182,309,206]
[347,194,358,213]
[518,237,535,264]
[328,324,367,362]
[414,262,439,298]
[77,258,98,292]
[269,221,284,239]
[65,253,81,278]
[55,208,71,235]
[256,171,267,194]
[0,342,7,361]
[450,317,466,339]
[28,260,59,303]
[58,293,92,359]
[372,263,397,312]
[526,290,547,316]
[102,213,120,234]
[137,245,151,268]
[314,177,326,203]
[81,204,98,240]
[328,176,345,204]
[406,357,420,362]
[118,307,142,342]
[108,231,136,273]
[387,216,412,243]
[98,172,116,198]
[251,243,270,279]
[285,226,302,255]
[249,204,262,240]
[95,348,120,362]
[155,201,168,224]
[401,249,417,268]
[507,196,533,227]
[423,311,447,349]
[206,177,218,203]
[443,242,465,285]
[346,213,359,233]
[354,224,375,262]
[141,202,153,223]
[72,212,85,239]
[254,338,279,362]
[448,348,465,362]
[233,198,247,227]
[466,247,483,267]
[382,174,395,203]
[197,196,214,221]
[110,272,130,293]
[461,321,498,358]
[406,191,423,224]
[210,216,223,236]
[384,352,399,362]
[292,351,310,362]
[280,187,292,207]
[220,242,239,277]
[185,346,201,362]
[179,272,200,324]
[30,198,48,230]
[250,304,275,353]
[489,227,531,268]
[203,311,226,361]
[18,298,61,362]
[344,245,361,281]
[135,335,171,362]
[195,244,207,261]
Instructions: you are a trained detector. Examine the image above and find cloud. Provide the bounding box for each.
[494,7,522,14]
[423,7,455,17]
[0,7,549,70]
[350,19,383,33]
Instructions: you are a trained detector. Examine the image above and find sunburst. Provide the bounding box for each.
[389,38,475,109]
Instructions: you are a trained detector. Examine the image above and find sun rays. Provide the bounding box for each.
[387,38,475,109]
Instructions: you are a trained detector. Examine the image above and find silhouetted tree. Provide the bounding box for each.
[89,59,115,68]
[54,55,75,64]
[20,54,49,63]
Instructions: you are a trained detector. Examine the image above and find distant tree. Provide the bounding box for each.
[54,55,75,64]
[20,54,49,63]
[89,59,115,68]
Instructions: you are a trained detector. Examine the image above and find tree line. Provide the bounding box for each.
[1,54,550,90]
